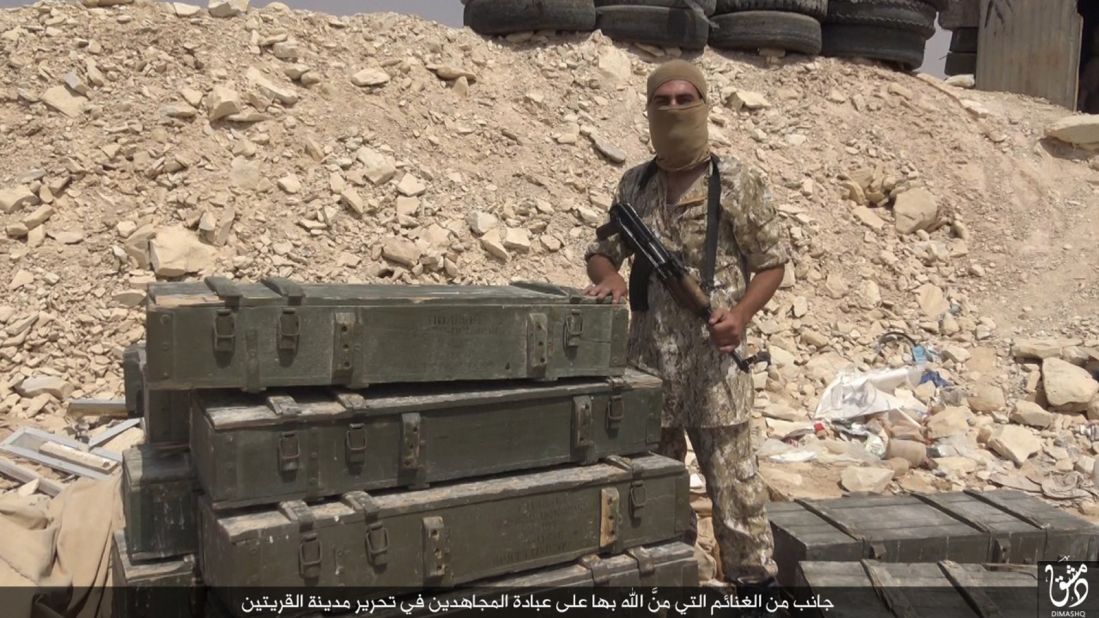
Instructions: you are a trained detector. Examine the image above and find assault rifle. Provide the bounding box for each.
[596,202,769,372]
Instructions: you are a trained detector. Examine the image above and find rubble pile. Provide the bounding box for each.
[1,1,1098,568]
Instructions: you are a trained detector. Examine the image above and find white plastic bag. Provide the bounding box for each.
[813,366,928,423]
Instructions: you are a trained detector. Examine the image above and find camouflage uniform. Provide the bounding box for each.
[585,156,791,582]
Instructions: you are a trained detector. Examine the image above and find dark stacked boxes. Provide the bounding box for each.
[112,277,697,616]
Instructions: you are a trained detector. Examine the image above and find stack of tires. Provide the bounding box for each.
[708,1,828,57]
[594,0,717,51]
[821,0,945,71]
[939,0,979,75]
[463,0,598,36]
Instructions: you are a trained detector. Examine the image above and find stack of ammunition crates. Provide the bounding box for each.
[111,278,697,616]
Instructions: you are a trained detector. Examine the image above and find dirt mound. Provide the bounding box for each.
[1,1,1097,524]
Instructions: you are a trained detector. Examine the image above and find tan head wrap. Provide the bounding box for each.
[646,59,708,103]
[646,61,710,172]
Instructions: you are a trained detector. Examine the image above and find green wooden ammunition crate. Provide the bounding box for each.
[192,369,662,510]
[123,344,192,447]
[110,531,199,618]
[769,490,1099,586]
[145,278,629,392]
[200,454,690,589]
[122,446,197,561]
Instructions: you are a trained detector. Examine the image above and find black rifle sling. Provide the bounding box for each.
[629,155,734,311]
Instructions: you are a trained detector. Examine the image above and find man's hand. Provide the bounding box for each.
[708,307,749,354]
[584,272,628,304]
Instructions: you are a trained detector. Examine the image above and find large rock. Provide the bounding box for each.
[885,439,926,467]
[149,227,217,277]
[1043,357,1099,412]
[229,157,261,190]
[988,425,1041,466]
[480,228,509,262]
[933,456,978,476]
[17,376,74,399]
[967,382,1005,413]
[207,85,242,120]
[246,66,298,106]
[41,85,86,117]
[927,405,972,439]
[916,283,949,319]
[356,147,396,185]
[893,187,939,234]
[727,90,770,111]
[1012,337,1081,361]
[596,47,632,87]
[396,174,427,197]
[1047,114,1099,148]
[840,467,894,494]
[351,67,390,87]
[381,237,420,268]
[0,186,39,213]
[208,0,248,18]
[172,2,202,17]
[1010,401,1053,428]
[467,211,499,236]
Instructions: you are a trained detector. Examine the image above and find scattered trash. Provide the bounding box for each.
[1041,472,1091,500]
[0,427,123,480]
[814,366,929,423]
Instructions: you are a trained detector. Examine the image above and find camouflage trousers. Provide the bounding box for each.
[658,423,777,583]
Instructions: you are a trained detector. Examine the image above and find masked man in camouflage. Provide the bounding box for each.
[584,60,791,588]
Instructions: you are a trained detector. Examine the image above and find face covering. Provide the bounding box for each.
[649,100,710,172]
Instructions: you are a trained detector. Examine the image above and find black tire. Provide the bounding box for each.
[595,0,717,16]
[825,0,936,39]
[709,11,823,55]
[918,0,948,11]
[464,0,597,35]
[949,27,977,53]
[714,0,827,19]
[938,0,978,29]
[596,6,710,49]
[821,23,926,70]
[944,51,976,75]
